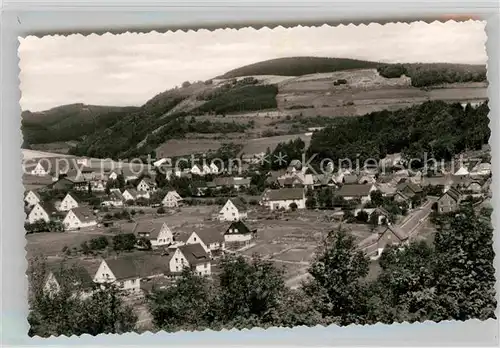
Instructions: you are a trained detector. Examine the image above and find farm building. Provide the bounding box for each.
[261,188,306,211]
[376,224,409,257]
[185,228,225,256]
[224,220,256,246]
[437,188,463,214]
[336,184,377,204]
[169,244,211,276]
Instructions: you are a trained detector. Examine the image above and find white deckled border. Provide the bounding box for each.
[1,5,498,346]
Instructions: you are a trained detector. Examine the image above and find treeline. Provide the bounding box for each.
[22,104,139,145]
[308,101,490,166]
[193,85,278,115]
[28,205,495,336]
[377,63,486,87]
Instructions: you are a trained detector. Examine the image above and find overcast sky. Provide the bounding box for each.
[19,20,486,112]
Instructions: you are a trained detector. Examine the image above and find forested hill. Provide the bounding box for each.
[22,104,139,145]
[217,56,487,87]
[217,57,380,78]
[307,100,490,164]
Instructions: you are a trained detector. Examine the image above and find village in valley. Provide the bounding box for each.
[24,135,492,329]
[20,21,496,336]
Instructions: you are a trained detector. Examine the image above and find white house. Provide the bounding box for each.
[108,170,120,180]
[24,190,41,207]
[122,189,150,202]
[202,164,212,175]
[218,198,248,222]
[210,163,219,174]
[224,220,256,245]
[90,180,106,192]
[29,161,50,176]
[169,244,211,276]
[162,190,183,208]
[101,191,125,208]
[136,178,157,192]
[191,165,203,176]
[27,202,57,224]
[58,193,79,212]
[454,166,470,177]
[261,188,306,211]
[93,258,141,293]
[63,207,97,230]
[132,221,174,248]
[185,229,225,255]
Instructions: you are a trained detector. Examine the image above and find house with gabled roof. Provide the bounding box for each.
[162,190,183,208]
[336,184,377,204]
[122,188,150,202]
[218,197,248,221]
[24,190,41,207]
[27,202,58,224]
[437,187,463,214]
[224,220,256,246]
[261,187,306,211]
[43,263,95,298]
[375,183,397,197]
[396,182,423,198]
[185,228,225,256]
[132,221,174,248]
[57,192,80,212]
[376,224,409,257]
[454,165,470,177]
[190,164,203,176]
[136,177,157,192]
[370,207,391,225]
[170,244,211,276]
[101,190,124,207]
[93,258,142,293]
[63,207,97,230]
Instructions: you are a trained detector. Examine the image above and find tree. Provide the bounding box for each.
[304,228,369,325]
[306,196,317,209]
[137,237,152,250]
[289,202,298,211]
[157,206,166,214]
[214,255,287,326]
[370,190,384,206]
[432,206,496,321]
[112,233,137,252]
[148,268,212,332]
[28,259,137,337]
[89,236,109,250]
[356,210,369,223]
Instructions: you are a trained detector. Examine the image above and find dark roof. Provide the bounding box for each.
[225,220,254,235]
[380,224,408,241]
[105,253,172,280]
[71,207,96,222]
[23,173,54,186]
[343,174,359,184]
[105,258,140,280]
[132,221,167,240]
[38,202,57,215]
[264,188,305,201]
[178,244,211,266]
[373,207,391,217]
[233,177,251,186]
[193,227,224,244]
[48,262,94,290]
[397,182,423,193]
[443,188,462,202]
[228,197,247,211]
[394,191,410,201]
[109,191,124,201]
[336,184,373,197]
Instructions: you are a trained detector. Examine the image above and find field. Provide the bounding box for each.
[276,70,488,117]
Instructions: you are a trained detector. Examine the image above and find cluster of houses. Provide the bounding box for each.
[27,153,492,297]
[43,219,257,296]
